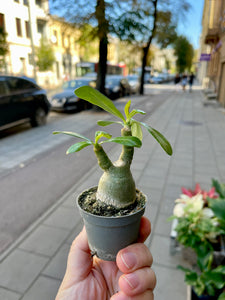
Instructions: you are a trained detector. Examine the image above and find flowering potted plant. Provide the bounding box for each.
[170,181,225,299]
[54,86,172,261]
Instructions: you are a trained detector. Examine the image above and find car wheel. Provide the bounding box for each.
[30,107,47,127]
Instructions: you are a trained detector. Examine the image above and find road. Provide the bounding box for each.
[0,84,173,254]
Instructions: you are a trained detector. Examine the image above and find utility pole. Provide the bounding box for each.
[27,0,37,82]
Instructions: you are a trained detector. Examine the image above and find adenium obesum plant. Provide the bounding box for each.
[54,86,172,210]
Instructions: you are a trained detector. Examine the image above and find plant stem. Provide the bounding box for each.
[119,126,134,166]
[94,144,113,171]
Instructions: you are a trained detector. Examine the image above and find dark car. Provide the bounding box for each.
[50,78,93,112]
[0,75,50,131]
[105,75,131,100]
[126,75,140,94]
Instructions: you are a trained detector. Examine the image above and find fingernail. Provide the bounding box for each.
[121,252,137,269]
[123,273,139,289]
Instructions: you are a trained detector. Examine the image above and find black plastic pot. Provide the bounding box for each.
[77,187,146,261]
[191,287,222,300]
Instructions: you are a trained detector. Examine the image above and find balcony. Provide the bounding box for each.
[205,27,220,44]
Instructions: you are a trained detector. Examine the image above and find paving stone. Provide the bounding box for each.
[43,206,81,230]
[154,213,173,236]
[66,222,84,245]
[153,264,187,300]
[42,244,70,280]
[19,225,69,257]
[21,275,60,300]
[149,234,189,269]
[0,249,48,293]
[0,288,20,300]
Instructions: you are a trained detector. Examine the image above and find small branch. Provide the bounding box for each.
[94,144,113,171]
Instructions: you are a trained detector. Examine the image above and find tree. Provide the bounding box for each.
[174,35,194,73]
[51,0,158,93]
[0,27,8,70]
[50,0,191,95]
[36,38,55,72]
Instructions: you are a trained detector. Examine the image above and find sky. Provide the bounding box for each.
[177,0,205,49]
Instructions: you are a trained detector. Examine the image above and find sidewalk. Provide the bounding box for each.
[1,86,225,300]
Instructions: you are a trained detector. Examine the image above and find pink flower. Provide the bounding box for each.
[181,183,218,204]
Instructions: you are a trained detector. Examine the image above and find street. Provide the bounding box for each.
[0,84,173,254]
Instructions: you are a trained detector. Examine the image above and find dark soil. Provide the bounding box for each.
[78,186,146,217]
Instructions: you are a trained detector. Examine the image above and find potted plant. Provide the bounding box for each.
[180,264,225,300]
[54,86,172,261]
[169,181,225,299]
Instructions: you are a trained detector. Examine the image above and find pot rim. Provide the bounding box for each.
[76,186,146,220]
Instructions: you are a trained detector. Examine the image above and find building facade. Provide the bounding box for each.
[199,0,225,106]
[0,0,49,80]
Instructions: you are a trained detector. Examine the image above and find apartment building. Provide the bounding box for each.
[48,15,99,86]
[0,0,49,81]
[199,0,225,106]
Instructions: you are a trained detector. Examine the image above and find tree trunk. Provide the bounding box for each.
[96,0,108,94]
[139,0,158,95]
[97,37,108,94]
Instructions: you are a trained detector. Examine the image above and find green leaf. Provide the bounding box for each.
[97,120,123,126]
[129,109,146,119]
[131,121,143,140]
[102,136,142,148]
[212,178,225,198]
[208,198,225,221]
[124,100,131,119]
[75,86,125,122]
[66,141,92,153]
[53,131,92,142]
[218,292,225,300]
[140,122,173,155]
[95,131,112,144]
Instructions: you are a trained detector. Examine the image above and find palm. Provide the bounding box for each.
[56,218,153,300]
[64,260,122,299]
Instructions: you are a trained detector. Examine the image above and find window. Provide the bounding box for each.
[37,20,45,36]
[62,32,65,47]
[36,0,42,7]
[25,21,30,38]
[14,0,19,2]
[0,81,7,96]
[23,0,28,6]
[0,13,5,31]
[28,53,33,65]
[16,18,22,37]
[7,78,35,93]
[67,35,71,49]
[53,30,58,45]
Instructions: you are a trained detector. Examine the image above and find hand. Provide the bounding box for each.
[56,216,156,300]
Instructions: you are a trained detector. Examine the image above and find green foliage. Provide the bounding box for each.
[155,10,177,49]
[0,27,8,56]
[36,38,55,71]
[173,35,194,73]
[212,178,225,199]
[0,27,8,69]
[75,86,172,155]
[178,265,225,297]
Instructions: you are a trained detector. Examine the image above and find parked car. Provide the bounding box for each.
[105,75,131,100]
[50,78,93,112]
[0,75,50,131]
[149,75,164,84]
[126,75,140,94]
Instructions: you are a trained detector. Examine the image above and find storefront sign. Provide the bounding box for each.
[200,53,211,61]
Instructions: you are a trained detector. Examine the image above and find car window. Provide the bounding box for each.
[7,78,37,93]
[0,80,8,96]
[63,80,90,89]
